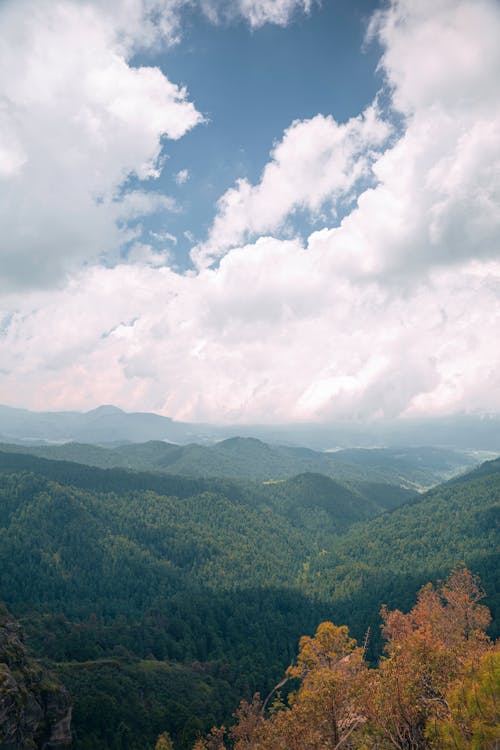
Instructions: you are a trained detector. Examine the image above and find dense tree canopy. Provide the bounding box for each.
[0,451,498,748]
[196,567,499,750]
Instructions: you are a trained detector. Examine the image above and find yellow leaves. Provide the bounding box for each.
[287,622,358,680]
[254,622,368,749]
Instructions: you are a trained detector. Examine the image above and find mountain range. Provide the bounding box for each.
[0,435,481,490]
[1,403,500,451]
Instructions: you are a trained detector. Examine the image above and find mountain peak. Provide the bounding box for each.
[86,405,124,416]
[217,436,269,450]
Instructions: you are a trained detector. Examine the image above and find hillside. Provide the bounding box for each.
[302,457,500,656]
[197,568,499,750]
[0,435,479,490]
[0,453,497,748]
[0,463,338,748]
[0,448,410,529]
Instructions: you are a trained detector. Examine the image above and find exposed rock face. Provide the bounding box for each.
[0,605,72,748]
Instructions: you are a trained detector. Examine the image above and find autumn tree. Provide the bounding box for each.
[229,694,265,749]
[362,566,493,750]
[192,726,227,750]
[227,622,367,750]
[194,567,495,750]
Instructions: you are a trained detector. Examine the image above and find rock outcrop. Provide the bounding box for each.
[0,604,71,748]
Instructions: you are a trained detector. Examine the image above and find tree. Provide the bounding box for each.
[191,726,227,750]
[228,622,367,750]
[363,566,493,750]
[195,567,496,750]
[429,646,500,749]
[155,732,174,750]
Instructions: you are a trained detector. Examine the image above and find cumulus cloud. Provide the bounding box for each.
[1,0,499,422]
[192,105,391,267]
[0,0,327,292]
[198,0,500,282]
[0,0,201,290]
[312,0,500,281]
[369,0,500,116]
[1,255,499,421]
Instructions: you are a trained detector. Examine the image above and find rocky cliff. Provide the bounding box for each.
[0,605,71,749]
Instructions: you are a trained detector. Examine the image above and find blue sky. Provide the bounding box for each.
[131,0,382,268]
[0,0,499,422]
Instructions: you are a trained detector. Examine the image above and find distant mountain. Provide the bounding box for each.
[448,454,500,482]
[260,472,383,535]
[0,436,478,490]
[0,448,410,528]
[231,414,500,451]
[0,403,206,444]
[1,404,499,451]
[331,445,480,487]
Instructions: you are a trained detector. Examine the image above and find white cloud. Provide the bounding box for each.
[95,0,186,50]
[125,242,173,266]
[368,0,500,117]
[1,254,498,421]
[117,191,179,221]
[0,0,323,292]
[192,105,391,268]
[199,0,314,28]
[0,0,202,291]
[175,168,190,184]
[150,230,178,245]
[319,0,500,281]
[197,0,500,282]
[1,0,499,422]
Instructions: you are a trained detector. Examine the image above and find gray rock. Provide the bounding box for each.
[0,606,72,748]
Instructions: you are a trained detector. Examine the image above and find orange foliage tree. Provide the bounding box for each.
[193,567,497,750]
[360,565,492,749]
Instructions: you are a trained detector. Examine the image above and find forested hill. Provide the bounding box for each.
[2,404,500,452]
[447,454,500,482]
[197,567,500,750]
[301,456,500,654]
[0,436,480,489]
[0,463,366,748]
[0,449,412,531]
[0,452,498,748]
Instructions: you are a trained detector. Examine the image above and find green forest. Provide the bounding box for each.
[0,447,498,748]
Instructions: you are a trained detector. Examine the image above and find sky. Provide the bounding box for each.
[0,0,499,423]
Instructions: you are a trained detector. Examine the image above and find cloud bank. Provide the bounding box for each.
[0,0,203,290]
[1,0,499,422]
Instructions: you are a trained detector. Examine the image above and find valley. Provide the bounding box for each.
[0,427,498,748]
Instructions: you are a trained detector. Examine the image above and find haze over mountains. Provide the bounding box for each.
[1,403,500,452]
